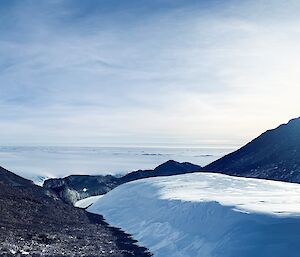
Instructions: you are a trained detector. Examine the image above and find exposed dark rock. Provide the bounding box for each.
[0,167,152,257]
[205,117,300,182]
[44,160,202,204]
[44,175,121,204]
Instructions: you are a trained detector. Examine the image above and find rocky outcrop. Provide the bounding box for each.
[44,175,121,204]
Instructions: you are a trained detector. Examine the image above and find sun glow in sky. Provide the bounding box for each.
[0,0,300,147]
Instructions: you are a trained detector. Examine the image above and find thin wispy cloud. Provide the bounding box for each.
[0,0,300,147]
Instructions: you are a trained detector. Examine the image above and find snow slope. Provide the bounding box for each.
[31,175,51,186]
[75,195,103,208]
[88,172,300,257]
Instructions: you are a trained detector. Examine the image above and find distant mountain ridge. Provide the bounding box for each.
[44,160,202,204]
[121,160,202,183]
[205,117,300,182]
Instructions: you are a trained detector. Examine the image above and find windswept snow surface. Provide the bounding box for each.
[75,195,103,208]
[88,173,300,257]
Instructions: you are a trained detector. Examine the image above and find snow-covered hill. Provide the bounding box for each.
[75,195,103,208]
[88,173,300,257]
[31,175,51,186]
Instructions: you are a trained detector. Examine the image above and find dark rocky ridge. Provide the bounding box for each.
[121,160,202,183]
[205,117,300,182]
[0,166,33,187]
[0,166,152,257]
[44,160,202,204]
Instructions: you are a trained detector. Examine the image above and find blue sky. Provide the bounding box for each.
[0,0,300,147]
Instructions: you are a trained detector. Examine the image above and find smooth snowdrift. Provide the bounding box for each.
[88,173,300,257]
[75,195,103,208]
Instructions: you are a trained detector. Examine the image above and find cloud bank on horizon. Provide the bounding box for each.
[0,0,299,147]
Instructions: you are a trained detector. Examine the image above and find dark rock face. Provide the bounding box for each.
[44,175,121,204]
[44,160,202,204]
[205,117,300,182]
[0,167,152,257]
